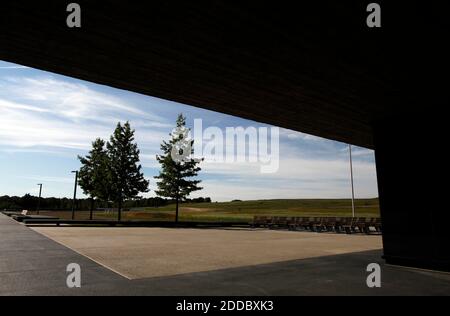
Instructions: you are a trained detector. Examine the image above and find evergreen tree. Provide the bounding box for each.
[78,138,110,220]
[107,122,149,221]
[154,114,203,222]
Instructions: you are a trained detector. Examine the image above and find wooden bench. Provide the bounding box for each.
[358,217,383,234]
[252,216,269,228]
[340,217,355,234]
[309,217,323,232]
[268,216,289,229]
[287,217,306,230]
[352,217,368,233]
[341,217,374,234]
[321,217,338,232]
[374,217,382,232]
[286,216,296,229]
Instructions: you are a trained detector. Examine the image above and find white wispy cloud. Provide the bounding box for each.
[0,99,51,113]
[280,128,326,142]
[0,76,155,120]
[0,75,170,153]
[17,175,74,184]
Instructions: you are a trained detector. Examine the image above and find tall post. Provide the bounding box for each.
[71,170,78,220]
[118,196,122,222]
[175,196,179,223]
[89,198,94,220]
[349,144,355,218]
[36,183,42,215]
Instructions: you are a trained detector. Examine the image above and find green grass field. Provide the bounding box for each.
[35,198,380,222]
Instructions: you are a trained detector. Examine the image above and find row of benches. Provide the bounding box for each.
[252,216,382,234]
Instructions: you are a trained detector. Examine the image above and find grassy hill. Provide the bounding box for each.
[125,198,380,222]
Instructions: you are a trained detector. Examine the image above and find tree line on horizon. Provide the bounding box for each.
[0,195,212,212]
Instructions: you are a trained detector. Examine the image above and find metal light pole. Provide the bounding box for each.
[71,171,78,220]
[349,144,356,218]
[36,183,42,215]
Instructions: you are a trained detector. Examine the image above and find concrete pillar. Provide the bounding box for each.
[374,113,449,271]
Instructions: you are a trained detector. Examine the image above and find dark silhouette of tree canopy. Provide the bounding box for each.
[107,121,149,221]
[78,138,110,219]
[0,195,212,211]
[154,114,203,222]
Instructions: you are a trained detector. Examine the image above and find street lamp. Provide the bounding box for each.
[36,183,42,215]
[71,170,78,220]
[348,144,356,218]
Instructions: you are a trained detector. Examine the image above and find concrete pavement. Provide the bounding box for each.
[31,226,383,279]
[1,213,450,295]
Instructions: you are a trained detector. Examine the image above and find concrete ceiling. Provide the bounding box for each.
[1,1,448,149]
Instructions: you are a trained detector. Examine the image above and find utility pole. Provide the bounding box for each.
[71,170,78,220]
[36,183,42,215]
[349,144,356,218]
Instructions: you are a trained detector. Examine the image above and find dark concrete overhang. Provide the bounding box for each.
[1,1,448,149]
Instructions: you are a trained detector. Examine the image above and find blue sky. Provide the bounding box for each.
[0,60,378,201]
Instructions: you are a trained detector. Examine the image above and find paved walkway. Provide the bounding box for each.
[1,213,450,295]
[31,226,383,279]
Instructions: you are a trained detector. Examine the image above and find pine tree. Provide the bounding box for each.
[78,138,110,220]
[154,114,203,222]
[107,122,149,221]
